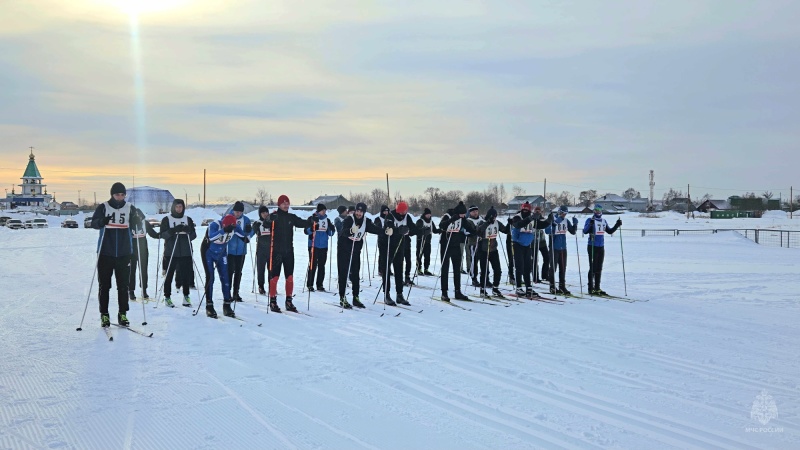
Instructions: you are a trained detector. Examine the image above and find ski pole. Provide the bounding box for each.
[76,228,105,331]
[250,238,256,295]
[135,230,148,326]
[155,236,180,308]
[405,233,426,299]
[306,224,317,311]
[328,235,334,291]
[154,236,161,303]
[431,231,453,302]
[342,239,357,312]
[620,227,627,296]
[374,236,392,307]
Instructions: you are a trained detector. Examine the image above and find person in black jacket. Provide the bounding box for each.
[128,216,159,301]
[436,201,476,302]
[252,206,272,295]
[373,204,391,279]
[511,202,553,298]
[475,206,508,298]
[90,182,145,327]
[267,195,314,313]
[336,202,383,308]
[415,207,439,276]
[385,201,415,305]
[159,199,197,307]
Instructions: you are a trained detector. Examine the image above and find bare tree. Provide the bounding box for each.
[511,185,525,197]
[622,188,640,200]
[762,191,773,200]
[255,186,271,205]
[579,190,598,204]
[743,192,757,199]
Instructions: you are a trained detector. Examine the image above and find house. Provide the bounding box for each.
[667,198,695,213]
[60,201,79,210]
[309,195,351,211]
[567,206,593,214]
[507,195,548,211]
[696,199,731,213]
[127,186,176,214]
[595,193,649,212]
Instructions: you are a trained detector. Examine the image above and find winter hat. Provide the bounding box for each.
[278,195,290,206]
[233,201,245,212]
[454,201,467,215]
[423,207,432,216]
[468,205,479,213]
[348,206,356,213]
[356,202,367,213]
[380,204,389,215]
[559,205,569,213]
[337,205,347,214]
[396,201,409,215]
[258,205,269,215]
[486,206,497,220]
[521,202,532,212]
[593,204,603,212]
[316,203,327,212]
[221,214,237,228]
[110,182,126,195]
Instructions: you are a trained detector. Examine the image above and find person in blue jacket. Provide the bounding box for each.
[226,201,254,302]
[582,204,621,296]
[511,201,552,298]
[201,214,241,318]
[90,182,146,327]
[546,205,578,295]
[305,203,336,292]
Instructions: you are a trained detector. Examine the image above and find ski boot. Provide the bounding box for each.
[561,287,571,296]
[509,276,516,286]
[396,293,410,306]
[128,290,136,301]
[471,278,480,287]
[454,291,469,301]
[223,302,236,318]
[164,297,175,308]
[182,296,192,307]
[423,269,434,276]
[306,286,315,292]
[269,297,282,313]
[595,288,608,296]
[285,297,298,313]
[100,313,111,328]
[526,287,537,299]
[549,286,557,295]
[258,286,266,295]
[515,287,526,297]
[492,287,505,299]
[117,312,130,327]
[479,288,489,298]
[233,294,243,302]
[384,295,396,306]
[316,285,326,293]
[440,293,451,302]
[404,277,414,287]
[142,290,150,300]
[339,296,352,309]
[352,296,365,308]
[206,303,218,319]
[416,267,424,276]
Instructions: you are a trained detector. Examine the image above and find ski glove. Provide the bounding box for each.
[173,224,185,233]
[243,237,250,244]
[350,224,359,234]
[397,225,409,235]
[311,214,320,223]
[385,228,394,236]
[223,224,235,233]
[244,223,252,234]
[616,219,622,227]
[102,215,112,225]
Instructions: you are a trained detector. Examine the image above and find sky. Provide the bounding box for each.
[1,0,798,205]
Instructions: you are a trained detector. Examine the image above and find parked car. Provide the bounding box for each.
[201,218,216,226]
[26,218,49,229]
[6,219,24,229]
[0,216,11,227]
[62,219,79,228]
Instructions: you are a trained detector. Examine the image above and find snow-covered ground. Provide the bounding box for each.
[1,211,798,449]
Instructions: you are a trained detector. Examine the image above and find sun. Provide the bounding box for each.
[108,0,193,16]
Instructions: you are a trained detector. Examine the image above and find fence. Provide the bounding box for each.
[630,228,800,248]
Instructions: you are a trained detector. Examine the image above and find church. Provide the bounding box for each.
[2,148,54,210]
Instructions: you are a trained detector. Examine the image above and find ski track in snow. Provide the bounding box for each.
[0,214,799,449]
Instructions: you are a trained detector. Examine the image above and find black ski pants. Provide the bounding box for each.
[553,249,568,289]
[513,242,533,288]
[416,234,432,271]
[337,241,361,297]
[307,247,328,289]
[256,246,270,289]
[129,237,149,292]
[532,240,550,282]
[477,249,502,289]
[587,245,605,290]
[506,235,514,275]
[98,254,130,314]
[165,256,192,298]
[403,238,412,279]
[227,254,245,296]
[439,237,463,295]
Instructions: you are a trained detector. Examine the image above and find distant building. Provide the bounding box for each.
[696,199,731,212]
[507,195,548,212]
[3,148,54,209]
[596,193,649,212]
[309,195,351,211]
[127,186,175,215]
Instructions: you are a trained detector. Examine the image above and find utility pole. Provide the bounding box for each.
[791,186,793,219]
[649,170,655,211]
[543,178,547,210]
[687,183,691,219]
[203,169,206,209]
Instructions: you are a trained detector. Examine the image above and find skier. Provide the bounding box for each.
[252,206,272,295]
[415,207,438,276]
[546,205,578,295]
[201,214,240,318]
[128,215,159,301]
[267,195,314,312]
[385,201,415,305]
[511,201,553,298]
[333,205,348,234]
[305,203,336,292]
[505,216,515,285]
[90,182,146,327]
[337,202,383,308]
[531,205,551,285]
[159,199,198,307]
[465,205,483,287]
[227,201,254,302]
[583,204,622,295]
[476,206,508,298]
[437,201,476,302]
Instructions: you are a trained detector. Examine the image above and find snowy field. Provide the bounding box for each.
[1,210,798,449]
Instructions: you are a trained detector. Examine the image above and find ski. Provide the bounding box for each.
[102,327,113,341]
[225,314,264,325]
[454,296,502,307]
[592,294,637,303]
[324,302,399,316]
[430,297,471,310]
[377,302,423,313]
[111,323,154,337]
[288,309,314,317]
[505,293,564,304]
